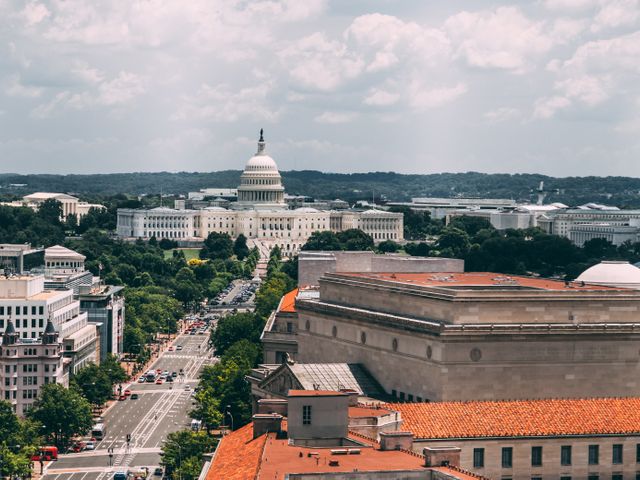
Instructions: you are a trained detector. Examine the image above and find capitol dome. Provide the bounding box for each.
[236,129,286,207]
[245,154,279,172]
[576,261,640,289]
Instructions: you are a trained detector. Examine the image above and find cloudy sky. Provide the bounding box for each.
[1,0,639,176]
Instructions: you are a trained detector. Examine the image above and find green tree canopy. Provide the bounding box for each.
[233,234,250,260]
[200,232,233,260]
[27,384,93,450]
[161,430,216,480]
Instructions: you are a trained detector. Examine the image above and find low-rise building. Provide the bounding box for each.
[203,390,484,480]
[1,192,105,221]
[389,397,640,480]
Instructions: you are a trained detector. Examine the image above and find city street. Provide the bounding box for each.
[41,332,214,480]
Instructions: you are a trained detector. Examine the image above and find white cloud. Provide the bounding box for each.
[543,0,598,11]
[533,95,571,119]
[5,75,43,97]
[408,82,467,110]
[280,32,364,91]
[484,107,521,123]
[363,88,400,107]
[314,111,357,124]
[445,7,553,73]
[591,0,640,32]
[172,82,278,122]
[22,2,50,26]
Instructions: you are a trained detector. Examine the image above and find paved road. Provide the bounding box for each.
[42,332,214,480]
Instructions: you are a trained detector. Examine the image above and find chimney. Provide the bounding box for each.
[252,413,283,439]
[257,398,288,416]
[339,389,359,406]
[423,446,461,468]
[379,431,414,451]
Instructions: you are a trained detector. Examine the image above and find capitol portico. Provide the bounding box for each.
[116,132,403,254]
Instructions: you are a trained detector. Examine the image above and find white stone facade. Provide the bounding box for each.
[117,133,404,254]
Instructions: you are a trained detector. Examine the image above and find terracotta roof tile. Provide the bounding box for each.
[207,424,266,480]
[387,397,640,439]
[279,288,298,313]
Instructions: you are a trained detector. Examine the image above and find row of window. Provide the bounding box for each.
[0,318,46,329]
[473,444,631,469]
[0,306,45,316]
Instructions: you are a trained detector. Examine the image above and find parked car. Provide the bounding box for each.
[130,393,139,400]
[85,441,96,450]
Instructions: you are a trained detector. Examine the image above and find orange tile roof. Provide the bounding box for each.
[387,397,640,439]
[207,423,266,480]
[430,465,491,480]
[258,431,425,479]
[279,288,298,313]
[342,272,622,291]
[349,405,395,418]
[208,422,426,479]
[288,389,346,397]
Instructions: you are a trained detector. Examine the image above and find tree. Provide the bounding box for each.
[404,242,430,257]
[302,231,342,251]
[37,198,63,224]
[200,232,233,260]
[72,364,113,407]
[233,234,250,260]
[377,240,400,253]
[221,339,261,369]
[448,215,494,236]
[0,400,21,444]
[28,384,93,450]
[101,354,128,384]
[161,430,216,480]
[211,313,262,355]
[436,227,471,258]
[336,229,374,251]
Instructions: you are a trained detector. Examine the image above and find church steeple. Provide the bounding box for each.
[257,128,266,155]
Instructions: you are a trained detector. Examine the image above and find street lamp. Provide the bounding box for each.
[225,405,234,432]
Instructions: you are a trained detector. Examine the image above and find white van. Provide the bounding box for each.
[190,419,202,431]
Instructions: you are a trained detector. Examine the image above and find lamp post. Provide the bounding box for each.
[225,405,234,432]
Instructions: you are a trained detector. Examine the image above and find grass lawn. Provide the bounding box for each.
[164,248,201,261]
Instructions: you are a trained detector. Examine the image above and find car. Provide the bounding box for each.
[156,369,162,374]
[184,385,191,391]
[163,370,169,375]
[124,389,131,396]
[118,395,127,401]
[71,441,85,452]
[85,441,96,450]
[130,393,139,400]
[137,377,145,383]
[168,346,174,351]
[176,345,183,351]
[171,371,177,377]
[154,467,163,476]
[113,472,128,480]
[155,378,163,384]
[166,376,173,382]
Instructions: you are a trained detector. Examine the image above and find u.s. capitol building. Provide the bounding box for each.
[116,132,403,255]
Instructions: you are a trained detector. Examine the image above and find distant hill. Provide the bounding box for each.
[1,170,640,208]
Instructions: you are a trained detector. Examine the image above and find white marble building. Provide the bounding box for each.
[117,132,403,255]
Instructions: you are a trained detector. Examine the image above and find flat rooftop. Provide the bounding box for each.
[208,422,426,480]
[340,272,623,292]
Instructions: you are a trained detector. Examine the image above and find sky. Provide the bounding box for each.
[0,0,639,177]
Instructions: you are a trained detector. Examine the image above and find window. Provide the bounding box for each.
[502,447,513,468]
[531,446,543,467]
[637,444,640,463]
[561,446,572,466]
[613,444,623,465]
[588,445,599,465]
[302,405,312,425]
[561,477,571,480]
[588,476,599,480]
[612,475,623,480]
[473,448,485,468]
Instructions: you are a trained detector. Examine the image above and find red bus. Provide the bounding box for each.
[31,446,58,461]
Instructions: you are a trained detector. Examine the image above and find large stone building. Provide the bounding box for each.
[294,270,640,402]
[116,132,404,255]
[1,192,105,221]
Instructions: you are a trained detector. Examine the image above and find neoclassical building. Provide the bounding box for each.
[117,132,403,255]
